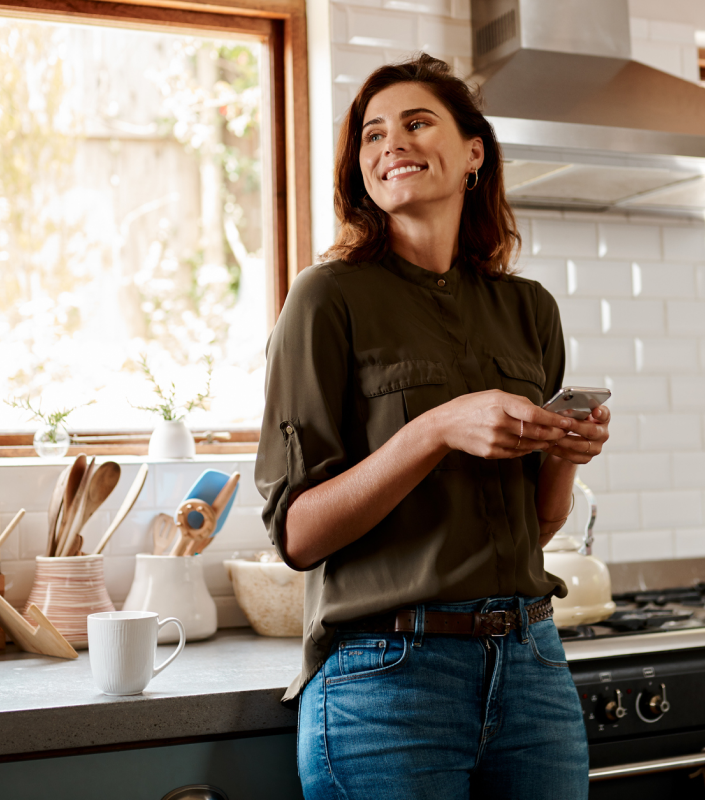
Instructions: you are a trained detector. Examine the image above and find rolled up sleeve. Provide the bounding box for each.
[255,265,351,570]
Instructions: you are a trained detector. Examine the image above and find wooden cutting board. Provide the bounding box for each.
[0,594,78,659]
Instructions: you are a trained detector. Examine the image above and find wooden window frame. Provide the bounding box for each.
[0,0,311,456]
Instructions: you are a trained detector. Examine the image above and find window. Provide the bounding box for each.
[0,0,310,455]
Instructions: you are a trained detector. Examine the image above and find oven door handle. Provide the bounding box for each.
[590,750,705,781]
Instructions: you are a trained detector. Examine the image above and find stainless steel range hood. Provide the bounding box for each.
[469,0,705,215]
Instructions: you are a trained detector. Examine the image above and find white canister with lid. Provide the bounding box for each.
[122,554,217,642]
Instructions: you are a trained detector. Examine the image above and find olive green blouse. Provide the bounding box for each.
[255,251,568,704]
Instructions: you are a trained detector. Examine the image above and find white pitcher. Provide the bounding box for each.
[122,554,217,642]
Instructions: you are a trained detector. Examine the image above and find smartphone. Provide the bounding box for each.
[542,387,611,420]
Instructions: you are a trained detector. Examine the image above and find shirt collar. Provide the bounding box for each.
[380,249,460,292]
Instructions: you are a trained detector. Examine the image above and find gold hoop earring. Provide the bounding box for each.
[465,169,479,191]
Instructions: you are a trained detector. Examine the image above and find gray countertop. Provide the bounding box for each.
[0,629,302,758]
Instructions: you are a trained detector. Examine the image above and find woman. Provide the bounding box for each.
[255,54,609,799]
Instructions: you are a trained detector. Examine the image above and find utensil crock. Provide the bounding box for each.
[122,554,217,642]
[22,554,115,648]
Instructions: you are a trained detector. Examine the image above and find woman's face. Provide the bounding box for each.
[358,82,483,217]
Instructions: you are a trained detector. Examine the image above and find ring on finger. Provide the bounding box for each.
[584,440,591,455]
[514,419,523,449]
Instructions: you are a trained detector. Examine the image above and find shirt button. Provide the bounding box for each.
[285,425,294,435]
[437,279,446,287]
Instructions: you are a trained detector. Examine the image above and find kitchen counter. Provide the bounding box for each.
[0,629,302,758]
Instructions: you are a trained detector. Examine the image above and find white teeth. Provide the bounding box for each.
[386,165,424,179]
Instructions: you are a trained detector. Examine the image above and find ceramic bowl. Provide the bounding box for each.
[223,559,304,637]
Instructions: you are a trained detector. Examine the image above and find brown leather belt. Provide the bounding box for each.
[339,597,554,638]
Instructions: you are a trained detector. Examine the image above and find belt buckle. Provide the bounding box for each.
[489,610,510,637]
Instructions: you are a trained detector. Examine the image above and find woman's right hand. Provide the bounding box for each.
[432,389,573,460]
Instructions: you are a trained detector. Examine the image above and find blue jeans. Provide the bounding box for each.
[298,595,589,799]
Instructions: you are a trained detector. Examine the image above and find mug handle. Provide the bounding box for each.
[153,617,186,677]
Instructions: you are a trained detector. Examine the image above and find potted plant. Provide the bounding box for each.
[5,398,94,458]
[134,355,213,459]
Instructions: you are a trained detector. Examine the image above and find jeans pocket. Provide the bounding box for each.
[326,636,410,685]
[528,619,569,668]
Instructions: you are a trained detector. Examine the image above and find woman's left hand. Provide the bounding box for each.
[550,405,610,464]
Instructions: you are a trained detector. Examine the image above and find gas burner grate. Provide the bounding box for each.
[613,584,705,607]
[601,609,694,631]
[557,625,596,640]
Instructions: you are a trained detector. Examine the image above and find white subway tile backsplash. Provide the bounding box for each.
[663,226,705,261]
[346,7,416,48]
[629,17,649,40]
[570,337,635,372]
[667,301,705,336]
[594,492,640,531]
[332,46,387,83]
[637,262,695,298]
[532,219,598,258]
[331,3,348,42]
[674,528,705,558]
[606,414,639,451]
[18,512,51,560]
[104,508,153,556]
[606,300,665,335]
[672,452,705,489]
[383,0,451,17]
[605,376,669,412]
[233,459,262,507]
[103,556,137,604]
[555,298,603,334]
[1,559,36,605]
[417,16,471,57]
[648,19,697,44]
[590,533,612,563]
[640,490,703,529]
[681,45,700,83]
[598,224,661,261]
[696,266,705,298]
[639,414,702,450]
[519,258,567,297]
[610,530,674,563]
[632,39,683,77]
[0,463,65,513]
[450,0,470,21]
[0,512,21,560]
[606,453,671,491]
[671,376,705,411]
[638,338,700,373]
[568,260,633,297]
[576,455,607,492]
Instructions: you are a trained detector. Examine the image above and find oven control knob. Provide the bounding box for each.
[644,684,670,717]
[604,688,627,721]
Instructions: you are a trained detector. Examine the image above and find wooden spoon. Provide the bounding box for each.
[53,454,87,557]
[45,466,71,557]
[93,463,149,555]
[56,457,96,557]
[61,461,121,556]
[150,513,179,555]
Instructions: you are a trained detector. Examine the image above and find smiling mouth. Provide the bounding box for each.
[384,165,427,180]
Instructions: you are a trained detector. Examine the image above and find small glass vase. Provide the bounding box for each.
[33,424,70,458]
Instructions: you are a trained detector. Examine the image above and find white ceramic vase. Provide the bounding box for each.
[122,554,217,642]
[148,419,195,460]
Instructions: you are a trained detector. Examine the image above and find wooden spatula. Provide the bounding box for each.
[53,454,88,556]
[56,457,96,557]
[60,461,120,557]
[45,466,70,557]
[150,513,179,555]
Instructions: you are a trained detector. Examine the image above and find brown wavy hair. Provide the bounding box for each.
[322,53,520,276]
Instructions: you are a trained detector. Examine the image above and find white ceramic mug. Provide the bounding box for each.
[87,611,185,695]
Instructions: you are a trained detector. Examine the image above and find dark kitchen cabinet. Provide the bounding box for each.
[0,732,304,800]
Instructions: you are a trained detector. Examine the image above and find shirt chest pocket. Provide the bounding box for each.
[494,355,546,407]
[357,360,460,469]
